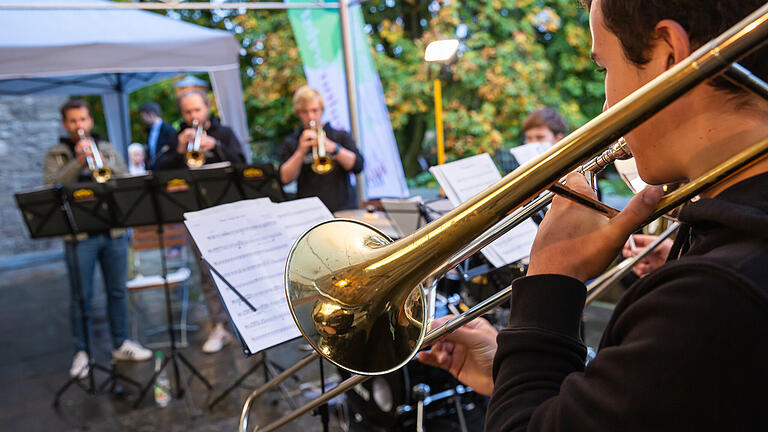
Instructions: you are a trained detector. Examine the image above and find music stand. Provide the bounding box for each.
[234,163,285,202]
[15,185,143,406]
[128,173,213,407]
[200,173,300,411]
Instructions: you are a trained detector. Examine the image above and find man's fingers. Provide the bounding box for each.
[609,186,663,240]
[564,172,598,198]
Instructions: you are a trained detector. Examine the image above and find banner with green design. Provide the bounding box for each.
[287,1,409,199]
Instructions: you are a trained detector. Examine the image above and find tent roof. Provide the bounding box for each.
[0,0,241,83]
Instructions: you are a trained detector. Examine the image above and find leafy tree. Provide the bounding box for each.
[119,0,604,179]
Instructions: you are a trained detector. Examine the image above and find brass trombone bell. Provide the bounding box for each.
[285,0,768,378]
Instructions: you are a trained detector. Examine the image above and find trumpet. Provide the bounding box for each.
[243,3,768,431]
[186,119,205,168]
[76,129,111,183]
[309,120,334,174]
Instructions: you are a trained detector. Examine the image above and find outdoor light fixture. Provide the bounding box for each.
[424,39,459,63]
[424,39,459,166]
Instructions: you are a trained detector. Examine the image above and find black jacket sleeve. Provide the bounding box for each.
[338,131,364,174]
[152,147,184,170]
[486,265,768,431]
[216,128,246,164]
[157,122,177,152]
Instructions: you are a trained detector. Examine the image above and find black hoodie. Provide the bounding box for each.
[486,172,768,431]
[153,116,246,170]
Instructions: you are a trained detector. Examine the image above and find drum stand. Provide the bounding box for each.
[53,189,142,407]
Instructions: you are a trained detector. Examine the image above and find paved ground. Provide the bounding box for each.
[0,252,617,432]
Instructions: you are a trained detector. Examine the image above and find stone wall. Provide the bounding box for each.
[0,95,68,262]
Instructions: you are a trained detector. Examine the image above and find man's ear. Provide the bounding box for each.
[655,19,691,71]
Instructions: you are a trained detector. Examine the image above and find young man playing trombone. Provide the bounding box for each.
[44,100,152,379]
[419,0,768,430]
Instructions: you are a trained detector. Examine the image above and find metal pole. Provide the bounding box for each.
[338,0,365,204]
[0,2,340,10]
[434,79,445,165]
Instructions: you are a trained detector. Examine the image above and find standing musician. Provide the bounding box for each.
[138,102,177,170]
[44,100,152,379]
[279,85,364,213]
[419,0,768,430]
[153,90,246,170]
[153,90,246,354]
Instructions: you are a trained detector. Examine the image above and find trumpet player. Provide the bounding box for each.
[44,100,126,185]
[152,90,246,354]
[153,90,246,170]
[43,100,151,379]
[279,85,364,212]
[420,0,768,430]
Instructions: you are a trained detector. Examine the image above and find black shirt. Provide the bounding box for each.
[279,123,364,212]
[153,116,246,170]
[486,172,768,431]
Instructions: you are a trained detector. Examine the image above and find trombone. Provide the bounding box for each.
[309,120,334,174]
[76,129,111,183]
[186,119,206,168]
[243,3,768,431]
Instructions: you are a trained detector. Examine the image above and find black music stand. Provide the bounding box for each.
[199,172,301,411]
[128,172,213,407]
[234,163,285,202]
[15,185,143,406]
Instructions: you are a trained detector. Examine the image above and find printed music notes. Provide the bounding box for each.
[429,153,538,267]
[184,197,333,355]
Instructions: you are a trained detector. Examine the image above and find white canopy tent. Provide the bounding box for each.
[0,0,250,160]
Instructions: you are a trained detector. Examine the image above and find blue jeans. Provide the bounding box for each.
[64,233,129,353]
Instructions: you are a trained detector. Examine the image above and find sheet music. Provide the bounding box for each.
[429,153,538,267]
[184,197,333,355]
[183,198,272,221]
[509,141,552,166]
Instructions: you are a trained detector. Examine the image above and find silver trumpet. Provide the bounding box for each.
[186,119,205,168]
[77,128,111,183]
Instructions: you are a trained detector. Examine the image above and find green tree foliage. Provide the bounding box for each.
[127,0,604,177]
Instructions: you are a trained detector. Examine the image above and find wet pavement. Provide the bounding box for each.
[0,257,345,432]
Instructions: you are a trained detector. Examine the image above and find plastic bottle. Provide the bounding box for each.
[153,351,171,407]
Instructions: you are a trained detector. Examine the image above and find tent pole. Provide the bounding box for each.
[339,0,365,205]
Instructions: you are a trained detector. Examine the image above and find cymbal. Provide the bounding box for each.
[333,209,401,239]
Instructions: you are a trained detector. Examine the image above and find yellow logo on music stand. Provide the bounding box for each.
[243,167,264,179]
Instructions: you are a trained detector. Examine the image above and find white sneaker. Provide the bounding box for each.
[202,323,233,354]
[69,351,89,379]
[113,340,153,361]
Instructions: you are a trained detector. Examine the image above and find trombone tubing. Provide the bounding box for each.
[257,5,768,431]
[254,129,768,431]
[585,222,681,306]
[355,2,768,285]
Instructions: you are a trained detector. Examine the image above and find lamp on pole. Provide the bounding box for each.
[424,39,459,165]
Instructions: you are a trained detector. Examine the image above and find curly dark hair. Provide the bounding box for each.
[581,0,767,96]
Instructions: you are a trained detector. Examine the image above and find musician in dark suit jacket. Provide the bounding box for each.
[139,102,177,170]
